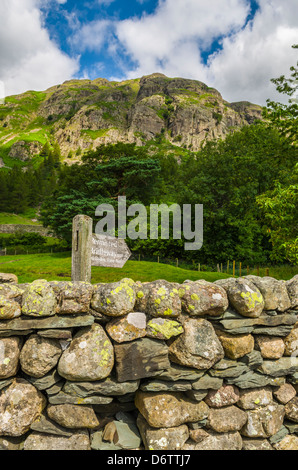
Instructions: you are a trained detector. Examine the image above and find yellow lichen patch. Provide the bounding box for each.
[163,308,173,316]
[178,288,185,298]
[157,288,167,296]
[137,291,144,299]
[148,319,183,339]
[240,291,263,310]
[191,293,199,301]
[99,347,111,367]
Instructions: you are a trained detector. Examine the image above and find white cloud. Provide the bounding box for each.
[207,0,298,104]
[70,19,112,52]
[110,0,298,104]
[0,0,79,97]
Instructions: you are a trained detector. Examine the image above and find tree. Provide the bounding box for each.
[257,165,298,264]
[263,44,298,146]
[41,143,162,241]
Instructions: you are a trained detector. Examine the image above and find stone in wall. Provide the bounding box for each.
[286,275,298,309]
[0,337,22,379]
[0,273,18,285]
[206,405,248,433]
[246,276,291,312]
[58,323,114,381]
[0,297,21,320]
[254,335,285,359]
[216,331,254,359]
[137,414,189,450]
[143,280,182,318]
[105,312,147,343]
[91,278,136,317]
[216,278,264,318]
[22,280,57,317]
[241,403,285,438]
[51,281,94,315]
[135,391,209,428]
[204,385,240,408]
[0,379,46,436]
[19,334,62,378]
[180,280,229,317]
[168,318,224,369]
[114,337,170,382]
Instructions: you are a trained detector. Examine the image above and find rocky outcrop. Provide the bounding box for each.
[0,74,263,158]
[0,274,297,451]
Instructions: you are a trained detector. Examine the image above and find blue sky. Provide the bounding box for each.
[0,0,297,104]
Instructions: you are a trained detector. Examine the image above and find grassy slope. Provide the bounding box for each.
[0,252,230,284]
[0,212,40,225]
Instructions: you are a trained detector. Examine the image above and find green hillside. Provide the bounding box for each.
[0,252,230,284]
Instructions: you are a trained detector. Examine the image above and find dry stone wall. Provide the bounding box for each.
[0,274,297,451]
[0,224,52,237]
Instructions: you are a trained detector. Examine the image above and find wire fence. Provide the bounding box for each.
[128,252,292,278]
[0,246,296,279]
[0,246,69,256]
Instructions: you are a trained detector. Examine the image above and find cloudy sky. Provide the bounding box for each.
[0,0,297,105]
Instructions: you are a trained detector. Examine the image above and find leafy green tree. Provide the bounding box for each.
[263,44,298,146]
[41,143,162,241]
[257,165,298,264]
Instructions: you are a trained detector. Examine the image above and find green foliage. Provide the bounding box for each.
[41,143,162,242]
[257,165,298,264]
[0,232,46,248]
[263,45,298,146]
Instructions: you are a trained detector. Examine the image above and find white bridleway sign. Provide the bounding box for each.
[91,233,131,269]
[71,215,131,282]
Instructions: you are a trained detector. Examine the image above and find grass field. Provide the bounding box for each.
[0,212,40,225]
[0,252,231,284]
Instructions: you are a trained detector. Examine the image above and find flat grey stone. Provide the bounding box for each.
[155,363,205,382]
[30,413,73,437]
[90,430,122,451]
[24,369,62,391]
[48,391,113,405]
[140,380,192,392]
[192,375,223,391]
[257,358,298,377]
[63,377,139,397]
[0,315,94,331]
[225,371,285,389]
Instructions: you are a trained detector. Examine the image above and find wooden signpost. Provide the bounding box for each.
[71,215,131,282]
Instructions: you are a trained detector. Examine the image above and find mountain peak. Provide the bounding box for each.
[0,74,262,164]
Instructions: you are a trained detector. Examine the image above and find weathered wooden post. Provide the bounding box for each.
[71,214,92,283]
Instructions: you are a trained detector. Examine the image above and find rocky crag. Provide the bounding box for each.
[0,74,262,163]
[0,274,297,450]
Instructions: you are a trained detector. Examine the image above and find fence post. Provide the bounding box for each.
[257,265,260,276]
[239,262,242,277]
[266,268,269,276]
[198,263,200,272]
[71,214,92,283]
[247,265,249,275]
[233,260,236,277]
[176,258,179,268]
